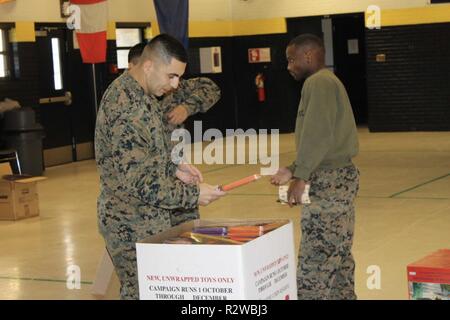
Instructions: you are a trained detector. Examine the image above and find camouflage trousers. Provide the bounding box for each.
[99,200,199,300]
[297,164,359,300]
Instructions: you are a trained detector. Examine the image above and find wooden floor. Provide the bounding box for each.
[0,127,449,300]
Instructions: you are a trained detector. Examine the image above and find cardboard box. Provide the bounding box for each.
[407,249,450,300]
[136,219,297,300]
[0,163,47,220]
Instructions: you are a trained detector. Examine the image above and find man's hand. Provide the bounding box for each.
[270,167,293,185]
[287,178,306,208]
[199,183,226,206]
[176,163,203,185]
[167,105,189,125]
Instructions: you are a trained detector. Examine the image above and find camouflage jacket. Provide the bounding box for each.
[160,77,221,138]
[95,72,200,232]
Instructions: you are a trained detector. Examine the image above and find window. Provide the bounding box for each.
[115,28,143,69]
[51,38,63,90]
[0,29,10,78]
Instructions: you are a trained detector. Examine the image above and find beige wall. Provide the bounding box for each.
[108,0,155,22]
[190,0,232,21]
[0,0,441,23]
[0,0,156,22]
[0,0,444,27]
[0,0,64,22]
[0,0,231,22]
[230,0,432,20]
[109,0,232,22]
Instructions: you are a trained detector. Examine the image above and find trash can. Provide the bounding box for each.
[2,108,45,176]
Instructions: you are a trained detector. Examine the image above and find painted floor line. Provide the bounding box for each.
[389,173,450,198]
[0,276,93,285]
[359,150,450,153]
[226,193,450,200]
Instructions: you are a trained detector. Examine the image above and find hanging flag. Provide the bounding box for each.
[153,0,189,49]
[70,0,107,63]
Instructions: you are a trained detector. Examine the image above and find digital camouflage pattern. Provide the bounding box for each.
[161,77,220,226]
[297,164,360,300]
[161,77,220,155]
[161,77,220,133]
[95,72,220,299]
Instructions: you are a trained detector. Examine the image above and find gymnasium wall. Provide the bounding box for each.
[1,1,450,133]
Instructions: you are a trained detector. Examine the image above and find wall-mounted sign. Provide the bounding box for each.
[200,46,222,73]
[376,54,386,62]
[347,39,359,55]
[248,48,271,63]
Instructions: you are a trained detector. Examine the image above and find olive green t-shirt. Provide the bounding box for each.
[288,68,359,180]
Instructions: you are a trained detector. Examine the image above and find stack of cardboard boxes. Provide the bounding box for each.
[0,163,46,220]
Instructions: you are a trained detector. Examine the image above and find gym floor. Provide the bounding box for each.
[0,127,449,300]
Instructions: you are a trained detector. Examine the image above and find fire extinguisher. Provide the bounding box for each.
[255,73,266,102]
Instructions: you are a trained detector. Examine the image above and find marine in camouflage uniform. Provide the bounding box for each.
[298,165,359,299]
[160,77,220,227]
[288,71,360,300]
[281,35,360,299]
[95,71,212,299]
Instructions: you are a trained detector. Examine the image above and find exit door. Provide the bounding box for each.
[332,14,368,124]
[36,27,75,167]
